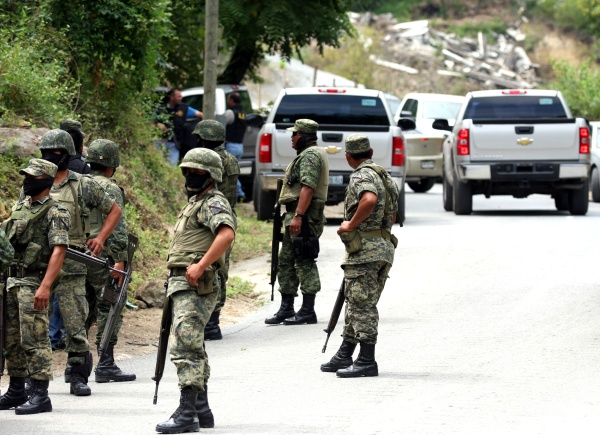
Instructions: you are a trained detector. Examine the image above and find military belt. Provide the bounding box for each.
[7,264,43,279]
[359,229,391,241]
[169,267,187,277]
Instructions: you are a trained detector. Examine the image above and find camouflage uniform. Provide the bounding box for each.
[278,119,328,297]
[1,159,69,384]
[193,120,239,339]
[0,228,15,269]
[341,135,398,345]
[156,148,234,433]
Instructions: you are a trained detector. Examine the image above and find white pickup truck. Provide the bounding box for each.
[252,87,415,222]
[433,89,591,215]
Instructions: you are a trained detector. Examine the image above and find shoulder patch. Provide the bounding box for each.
[209,204,225,215]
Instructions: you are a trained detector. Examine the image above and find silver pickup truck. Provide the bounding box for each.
[433,89,591,215]
[252,87,414,222]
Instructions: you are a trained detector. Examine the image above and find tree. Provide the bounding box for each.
[217,0,355,84]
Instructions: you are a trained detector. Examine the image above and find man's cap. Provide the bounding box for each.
[345,133,371,154]
[19,158,58,178]
[59,119,85,135]
[286,119,319,134]
[193,120,225,141]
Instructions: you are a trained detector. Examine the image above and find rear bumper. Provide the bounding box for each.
[458,162,589,181]
[406,154,443,178]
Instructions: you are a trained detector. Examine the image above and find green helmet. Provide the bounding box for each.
[39,129,76,156]
[87,139,120,168]
[192,120,225,142]
[180,148,223,182]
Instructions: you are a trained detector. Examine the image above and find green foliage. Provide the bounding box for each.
[534,0,600,41]
[226,276,259,299]
[551,59,600,119]
[230,205,271,263]
[0,151,31,220]
[445,18,508,39]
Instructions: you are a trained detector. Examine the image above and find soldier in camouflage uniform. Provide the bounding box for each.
[321,134,398,378]
[0,228,15,269]
[84,139,135,383]
[38,129,122,396]
[0,159,70,414]
[59,119,90,175]
[192,120,240,341]
[156,148,235,434]
[265,119,329,325]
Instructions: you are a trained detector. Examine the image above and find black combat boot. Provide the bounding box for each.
[336,342,378,378]
[196,385,214,428]
[70,353,92,396]
[156,386,200,434]
[95,345,136,383]
[204,311,222,341]
[15,379,52,415]
[320,341,357,372]
[264,294,296,325]
[64,363,72,383]
[24,377,32,396]
[282,294,317,325]
[0,377,28,410]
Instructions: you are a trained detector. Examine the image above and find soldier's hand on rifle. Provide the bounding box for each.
[186,263,206,287]
[86,236,106,256]
[111,261,125,286]
[34,284,51,311]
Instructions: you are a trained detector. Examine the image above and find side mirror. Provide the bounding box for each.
[397,118,416,131]
[245,113,265,128]
[432,119,452,132]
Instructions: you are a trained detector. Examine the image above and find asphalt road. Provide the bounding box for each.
[2,185,600,434]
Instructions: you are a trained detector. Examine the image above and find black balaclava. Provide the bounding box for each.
[295,133,317,155]
[42,150,69,170]
[23,177,54,197]
[185,172,212,198]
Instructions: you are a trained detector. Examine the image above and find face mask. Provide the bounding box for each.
[23,177,54,197]
[42,151,69,170]
[185,172,211,197]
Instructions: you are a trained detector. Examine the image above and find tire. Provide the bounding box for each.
[442,176,453,212]
[569,179,589,215]
[554,191,569,211]
[256,183,277,221]
[397,185,406,225]
[591,167,600,203]
[453,179,472,215]
[407,178,436,193]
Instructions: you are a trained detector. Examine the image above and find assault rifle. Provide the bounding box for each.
[322,280,346,353]
[0,271,6,394]
[65,233,138,361]
[270,179,284,301]
[153,280,172,404]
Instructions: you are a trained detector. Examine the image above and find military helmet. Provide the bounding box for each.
[87,139,120,168]
[193,120,225,142]
[39,129,76,156]
[180,148,223,182]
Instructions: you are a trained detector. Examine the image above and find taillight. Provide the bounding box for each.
[457,129,470,155]
[259,133,272,163]
[579,127,590,154]
[392,136,405,166]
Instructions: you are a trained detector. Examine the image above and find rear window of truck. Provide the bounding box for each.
[273,95,390,126]
[464,96,568,120]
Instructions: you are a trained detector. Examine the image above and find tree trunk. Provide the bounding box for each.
[203,0,219,119]
[217,43,261,85]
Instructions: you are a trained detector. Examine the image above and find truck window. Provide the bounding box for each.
[273,95,390,126]
[422,101,462,120]
[464,96,568,120]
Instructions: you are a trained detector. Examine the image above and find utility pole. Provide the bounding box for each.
[203,0,219,120]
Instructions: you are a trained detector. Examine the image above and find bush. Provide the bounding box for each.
[551,59,600,120]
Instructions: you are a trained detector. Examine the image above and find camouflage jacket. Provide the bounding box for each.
[89,171,128,262]
[343,160,397,265]
[0,227,15,270]
[213,144,240,210]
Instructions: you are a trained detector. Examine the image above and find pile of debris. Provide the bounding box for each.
[350,12,540,89]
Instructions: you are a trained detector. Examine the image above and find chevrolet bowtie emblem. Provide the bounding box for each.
[517,137,534,146]
[325,146,342,154]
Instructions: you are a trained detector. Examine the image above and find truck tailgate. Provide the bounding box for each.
[469,119,580,161]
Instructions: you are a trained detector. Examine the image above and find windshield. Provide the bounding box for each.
[422,100,463,120]
[464,96,568,119]
[273,94,390,126]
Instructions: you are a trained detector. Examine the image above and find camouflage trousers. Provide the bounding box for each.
[214,245,232,314]
[52,273,90,365]
[277,224,322,296]
[85,265,124,347]
[169,289,218,391]
[5,285,53,380]
[342,261,392,345]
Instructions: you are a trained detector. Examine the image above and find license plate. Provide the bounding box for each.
[329,175,344,185]
[421,160,435,169]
